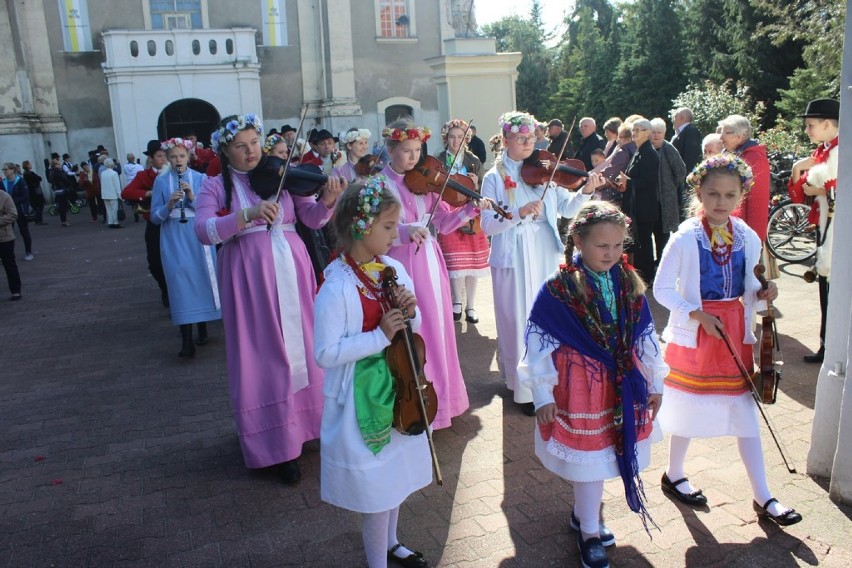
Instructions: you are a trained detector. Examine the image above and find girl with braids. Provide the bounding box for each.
[194,114,345,483]
[434,119,489,324]
[654,155,801,527]
[519,201,666,568]
[379,117,489,430]
[481,111,603,416]
[332,127,373,182]
[314,178,430,568]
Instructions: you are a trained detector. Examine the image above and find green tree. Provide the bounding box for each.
[671,80,765,136]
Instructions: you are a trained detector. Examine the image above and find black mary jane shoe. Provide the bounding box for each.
[278,459,301,485]
[661,473,708,506]
[570,510,615,548]
[388,543,428,567]
[576,533,609,568]
[753,498,802,527]
[464,308,479,324]
[452,303,462,322]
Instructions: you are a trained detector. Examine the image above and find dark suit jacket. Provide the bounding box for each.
[671,122,702,173]
[624,140,661,223]
[547,131,569,159]
[468,135,487,164]
[574,133,606,170]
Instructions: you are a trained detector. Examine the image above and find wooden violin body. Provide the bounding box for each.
[521,149,589,191]
[753,264,781,404]
[353,154,384,178]
[249,154,328,198]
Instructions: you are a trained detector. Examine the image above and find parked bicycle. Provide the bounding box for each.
[764,153,816,263]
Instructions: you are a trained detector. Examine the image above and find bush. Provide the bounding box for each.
[758,118,811,159]
[671,80,765,136]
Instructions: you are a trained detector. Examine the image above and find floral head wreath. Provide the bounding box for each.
[340,128,371,146]
[568,206,632,236]
[498,111,538,135]
[687,153,754,194]
[211,114,263,153]
[440,119,472,145]
[382,125,431,143]
[160,137,195,152]
[352,174,389,238]
[263,133,285,154]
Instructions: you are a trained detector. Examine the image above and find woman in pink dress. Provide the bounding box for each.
[435,119,490,324]
[194,114,344,483]
[332,127,373,183]
[379,117,489,429]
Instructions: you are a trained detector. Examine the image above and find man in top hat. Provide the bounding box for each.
[788,98,840,363]
[299,128,344,174]
[121,139,170,307]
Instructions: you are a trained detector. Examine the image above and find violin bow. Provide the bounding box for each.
[268,103,310,234]
[535,116,576,219]
[416,118,475,255]
[717,326,797,473]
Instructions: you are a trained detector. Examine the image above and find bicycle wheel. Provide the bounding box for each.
[69,202,80,214]
[766,200,816,263]
[48,204,57,216]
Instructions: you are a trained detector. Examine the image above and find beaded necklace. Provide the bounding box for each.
[343,253,387,307]
[701,216,734,265]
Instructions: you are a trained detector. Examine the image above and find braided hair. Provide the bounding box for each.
[214,114,264,211]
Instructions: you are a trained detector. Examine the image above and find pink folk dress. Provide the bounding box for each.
[195,169,333,468]
[380,165,478,429]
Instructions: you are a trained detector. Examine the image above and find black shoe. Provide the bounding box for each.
[452,303,462,322]
[518,402,536,417]
[753,498,802,527]
[661,473,708,506]
[570,510,615,547]
[10,293,22,302]
[178,325,195,358]
[388,543,428,567]
[803,348,824,364]
[576,533,609,568]
[279,459,301,485]
[195,322,209,346]
[465,308,479,324]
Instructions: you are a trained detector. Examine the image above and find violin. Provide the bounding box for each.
[521,149,589,191]
[753,264,781,404]
[249,154,329,198]
[353,154,384,177]
[405,155,513,221]
[381,266,442,485]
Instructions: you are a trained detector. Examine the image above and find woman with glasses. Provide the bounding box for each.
[481,111,603,416]
[623,118,662,282]
[718,115,770,242]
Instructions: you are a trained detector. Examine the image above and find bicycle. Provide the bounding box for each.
[764,156,817,263]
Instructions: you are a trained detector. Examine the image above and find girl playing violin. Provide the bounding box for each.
[314,178,430,568]
[481,111,603,415]
[194,114,344,484]
[519,201,666,568]
[379,117,487,430]
[263,133,290,161]
[333,127,373,182]
[434,119,490,324]
[654,155,801,527]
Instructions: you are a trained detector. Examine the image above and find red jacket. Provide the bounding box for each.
[733,141,770,242]
[788,136,838,226]
[120,168,158,220]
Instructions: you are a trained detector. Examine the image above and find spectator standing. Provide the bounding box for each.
[719,115,770,242]
[702,134,724,159]
[0,189,21,299]
[602,117,623,158]
[2,164,33,260]
[21,161,46,225]
[468,125,487,164]
[547,119,570,159]
[574,117,606,171]
[100,159,123,228]
[650,118,688,247]
[124,153,144,186]
[78,162,100,223]
[671,107,703,173]
[533,123,549,150]
[624,119,662,282]
[48,157,71,226]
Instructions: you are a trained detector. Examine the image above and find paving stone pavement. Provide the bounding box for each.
[1,218,850,568]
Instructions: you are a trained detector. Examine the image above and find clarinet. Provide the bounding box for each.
[177,165,188,223]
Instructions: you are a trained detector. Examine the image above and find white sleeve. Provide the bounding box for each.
[633,323,669,394]
[653,233,699,326]
[517,322,559,410]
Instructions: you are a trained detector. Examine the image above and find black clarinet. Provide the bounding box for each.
[177,165,188,223]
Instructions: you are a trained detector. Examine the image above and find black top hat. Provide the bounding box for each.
[281,124,296,134]
[96,145,107,151]
[143,139,162,156]
[312,129,334,142]
[800,99,840,120]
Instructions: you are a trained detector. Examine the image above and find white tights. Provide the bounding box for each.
[573,480,604,540]
[666,434,788,515]
[450,276,478,309]
[361,506,414,568]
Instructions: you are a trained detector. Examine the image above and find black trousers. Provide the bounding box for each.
[818,275,829,348]
[144,220,168,294]
[55,191,69,222]
[633,221,656,283]
[14,208,32,254]
[0,239,21,294]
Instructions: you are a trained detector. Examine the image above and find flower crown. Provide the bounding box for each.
[211,114,263,153]
[160,138,195,152]
[382,125,431,143]
[263,133,285,154]
[340,128,371,146]
[440,119,472,144]
[352,174,389,238]
[499,111,538,135]
[568,206,631,236]
[687,153,754,194]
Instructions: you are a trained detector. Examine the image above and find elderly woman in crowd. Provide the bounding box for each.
[624,118,662,282]
[592,123,636,207]
[100,159,123,228]
[719,115,770,242]
[650,118,687,246]
[702,133,724,159]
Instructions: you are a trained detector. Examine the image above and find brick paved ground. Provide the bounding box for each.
[1,216,850,567]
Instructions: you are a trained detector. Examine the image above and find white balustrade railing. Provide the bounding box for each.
[102,28,258,69]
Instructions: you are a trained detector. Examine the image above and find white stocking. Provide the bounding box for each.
[464,275,478,309]
[666,435,698,494]
[450,277,464,306]
[573,480,604,541]
[362,510,390,568]
[737,436,787,515]
[386,506,415,559]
